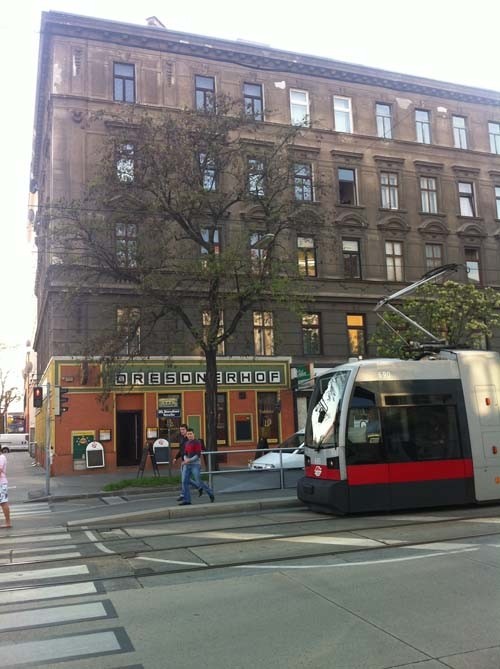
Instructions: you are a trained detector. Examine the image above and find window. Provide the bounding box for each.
[333,96,353,133]
[495,186,500,219]
[202,311,225,354]
[458,181,476,217]
[338,168,357,205]
[250,232,268,268]
[346,314,366,357]
[380,172,399,209]
[201,228,220,256]
[195,75,215,112]
[452,115,468,149]
[425,243,443,271]
[420,176,438,213]
[294,163,313,201]
[248,158,265,196]
[199,153,216,191]
[465,247,481,283]
[342,239,361,279]
[290,89,310,127]
[297,236,317,277]
[415,109,431,144]
[244,83,263,121]
[113,63,135,103]
[116,143,134,183]
[253,311,274,355]
[376,103,392,139]
[489,122,500,154]
[116,223,137,268]
[302,313,321,355]
[385,241,404,281]
[257,391,279,442]
[116,307,140,354]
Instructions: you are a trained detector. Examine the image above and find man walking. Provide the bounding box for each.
[179,428,215,505]
[173,423,203,501]
[0,451,11,528]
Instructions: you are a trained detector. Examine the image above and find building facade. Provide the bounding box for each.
[31,12,500,471]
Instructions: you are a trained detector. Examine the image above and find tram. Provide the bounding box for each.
[298,348,500,514]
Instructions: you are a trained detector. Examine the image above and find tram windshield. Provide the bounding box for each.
[306,369,351,449]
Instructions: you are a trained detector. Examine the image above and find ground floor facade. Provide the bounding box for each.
[34,356,295,476]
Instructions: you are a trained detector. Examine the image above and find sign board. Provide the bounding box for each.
[157,408,181,418]
[86,441,105,468]
[72,432,95,461]
[153,438,170,464]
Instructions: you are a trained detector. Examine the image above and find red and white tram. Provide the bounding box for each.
[298,349,500,513]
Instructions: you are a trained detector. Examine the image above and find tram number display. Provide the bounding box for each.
[377,371,393,379]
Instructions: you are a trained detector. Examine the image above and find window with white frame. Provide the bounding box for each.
[116,223,137,268]
[376,103,392,139]
[244,83,263,121]
[253,311,274,355]
[248,158,265,196]
[302,313,321,355]
[116,307,141,354]
[425,243,443,271]
[116,143,134,183]
[202,311,225,354]
[333,96,353,133]
[380,171,399,209]
[489,122,500,154]
[297,236,317,277]
[294,163,313,201]
[458,181,476,217]
[290,89,310,127]
[385,241,404,281]
[420,176,438,213]
[338,168,358,205]
[195,75,215,112]
[113,63,135,103]
[495,186,500,219]
[342,239,361,279]
[199,153,216,191]
[415,109,431,144]
[465,247,481,283]
[452,115,468,149]
[346,314,366,357]
[250,232,268,269]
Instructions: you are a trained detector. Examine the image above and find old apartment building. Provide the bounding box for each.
[31,11,500,473]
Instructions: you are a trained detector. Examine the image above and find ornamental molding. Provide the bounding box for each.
[417,219,450,237]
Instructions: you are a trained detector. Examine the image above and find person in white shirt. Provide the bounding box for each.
[0,453,11,528]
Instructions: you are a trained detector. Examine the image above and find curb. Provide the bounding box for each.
[66,496,302,527]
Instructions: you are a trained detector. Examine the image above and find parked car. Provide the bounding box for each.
[249,430,305,470]
[0,433,29,453]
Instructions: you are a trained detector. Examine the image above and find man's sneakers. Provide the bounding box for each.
[209,493,215,503]
[176,496,184,502]
[198,488,203,497]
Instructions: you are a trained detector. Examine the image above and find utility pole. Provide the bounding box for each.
[44,382,51,497]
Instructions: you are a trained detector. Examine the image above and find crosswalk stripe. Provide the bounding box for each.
[0,564,88,584]
[0,629,129,665]
[0,533,71,546]
[0,601,110,631]
[0,581,98,604]
[10,552,81,563]
[276,535,384,547]
[1,544,77,556]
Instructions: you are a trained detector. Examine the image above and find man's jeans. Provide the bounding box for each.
[182,461,213,503]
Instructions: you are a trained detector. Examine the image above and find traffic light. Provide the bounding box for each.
[33,386,43,408]
[54,387,70,416]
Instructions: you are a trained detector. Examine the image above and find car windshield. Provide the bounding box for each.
[274,433,303,453]
[306,369,351,449]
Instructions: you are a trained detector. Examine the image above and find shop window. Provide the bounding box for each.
[257,391,279,443]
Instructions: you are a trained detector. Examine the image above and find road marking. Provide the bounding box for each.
[136,556,206,567]
[0,629,127,664]
[0,533,70,546]
[84,529,115,554]
[186,531,279,541]
[461,517,500,524]
[9,503,51,517]
[0,581,97,604]
[407,542,476,551]
[101,496,126,505]
[0,601,109,631]
[2,544,77,555]
[276,535,384,547]
[0,564,89,584]
[10,552,81,563]
[233,547,479,570]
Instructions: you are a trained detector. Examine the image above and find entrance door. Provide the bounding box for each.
[117,411,143,466]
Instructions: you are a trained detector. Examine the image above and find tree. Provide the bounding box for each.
[51,97,324,454]
[370,281,500,358]
[0,370,20,433]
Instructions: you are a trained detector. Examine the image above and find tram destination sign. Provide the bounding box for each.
[114,364,288,388]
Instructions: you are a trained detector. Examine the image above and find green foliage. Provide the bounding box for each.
[103,476,180,491]
[370,281,500,358]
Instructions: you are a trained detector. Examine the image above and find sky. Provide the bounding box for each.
[0,0,498,407]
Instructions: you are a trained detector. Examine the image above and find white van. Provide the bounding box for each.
[0,433,29,453]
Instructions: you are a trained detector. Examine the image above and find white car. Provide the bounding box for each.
[0,433,29,453]
[249,431,305,470]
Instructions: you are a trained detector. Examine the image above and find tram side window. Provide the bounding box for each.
[383,405,461,462]
[346,385,384,465]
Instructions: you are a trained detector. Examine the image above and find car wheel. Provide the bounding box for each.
[1,447,9,454]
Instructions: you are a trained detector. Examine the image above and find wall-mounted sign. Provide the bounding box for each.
[157,407,181,418]
[116,369,284,387]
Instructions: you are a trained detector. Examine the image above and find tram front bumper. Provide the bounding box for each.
[297,476,350,514]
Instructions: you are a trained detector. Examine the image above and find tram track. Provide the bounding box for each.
[0,506,499,593]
